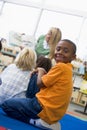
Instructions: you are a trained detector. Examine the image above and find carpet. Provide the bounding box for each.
[0,126,7,130]
[59,114,87,130]
[0,108,87,130]
[0,108,40,130]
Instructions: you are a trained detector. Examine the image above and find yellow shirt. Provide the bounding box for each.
[36,62,73,124]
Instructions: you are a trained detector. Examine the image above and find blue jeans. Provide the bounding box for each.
[1,97,42,123]
[26,73,40,98]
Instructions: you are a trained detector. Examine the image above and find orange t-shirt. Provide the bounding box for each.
[36,62,73,124]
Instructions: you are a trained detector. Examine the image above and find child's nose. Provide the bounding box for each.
[58,49,63,54]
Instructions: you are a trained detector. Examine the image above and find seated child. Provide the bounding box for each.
[1,39,76,130]
[0,47,36,104]
[26,55,52,98]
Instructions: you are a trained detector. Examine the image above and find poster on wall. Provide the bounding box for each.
[9,31,35,49]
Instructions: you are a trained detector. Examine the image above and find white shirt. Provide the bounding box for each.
[43,40,49,49]
[0,64,30,104]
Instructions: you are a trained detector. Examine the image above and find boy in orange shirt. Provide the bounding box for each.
[1,39,76,130]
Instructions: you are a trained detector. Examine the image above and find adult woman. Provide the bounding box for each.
[35,27,62,60]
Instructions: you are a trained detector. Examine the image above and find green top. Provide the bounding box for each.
[35,35,50,57]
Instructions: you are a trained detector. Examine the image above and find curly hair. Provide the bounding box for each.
[36,55,52,72]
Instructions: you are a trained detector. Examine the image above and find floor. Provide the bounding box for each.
[67,102,87,121]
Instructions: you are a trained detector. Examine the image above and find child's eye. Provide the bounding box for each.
[63,48,69,53]
[57,47,60,51]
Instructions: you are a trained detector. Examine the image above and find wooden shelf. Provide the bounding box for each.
[1,50,16,58]
[71,90,87,106]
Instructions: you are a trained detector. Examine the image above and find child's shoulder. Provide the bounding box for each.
[56,62,72,69]
[56,62,66,66]
[7,63,16,68]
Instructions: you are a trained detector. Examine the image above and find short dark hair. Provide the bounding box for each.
[61,39,76,54]
[0,41,2,51]
[36,55,52,72]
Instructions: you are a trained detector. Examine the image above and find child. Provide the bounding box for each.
[1,39,76,130]
[26,55,52,98]
[0,47,36,104]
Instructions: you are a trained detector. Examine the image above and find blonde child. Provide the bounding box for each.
[0,47,36,104]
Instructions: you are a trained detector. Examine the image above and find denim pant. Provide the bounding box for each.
[1,97,42,123]
[26,73,40,98]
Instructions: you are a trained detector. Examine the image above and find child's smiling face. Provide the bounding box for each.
[54,40,76,63]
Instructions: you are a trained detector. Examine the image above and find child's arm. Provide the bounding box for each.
[37,67,46,88]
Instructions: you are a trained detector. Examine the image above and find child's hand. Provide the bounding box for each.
[37,67,47,74]
[30,69,37,77]
[30,67,47,77]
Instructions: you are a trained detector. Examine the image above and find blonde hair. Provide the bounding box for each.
[48,27,62,59]
[14,47,37,71]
